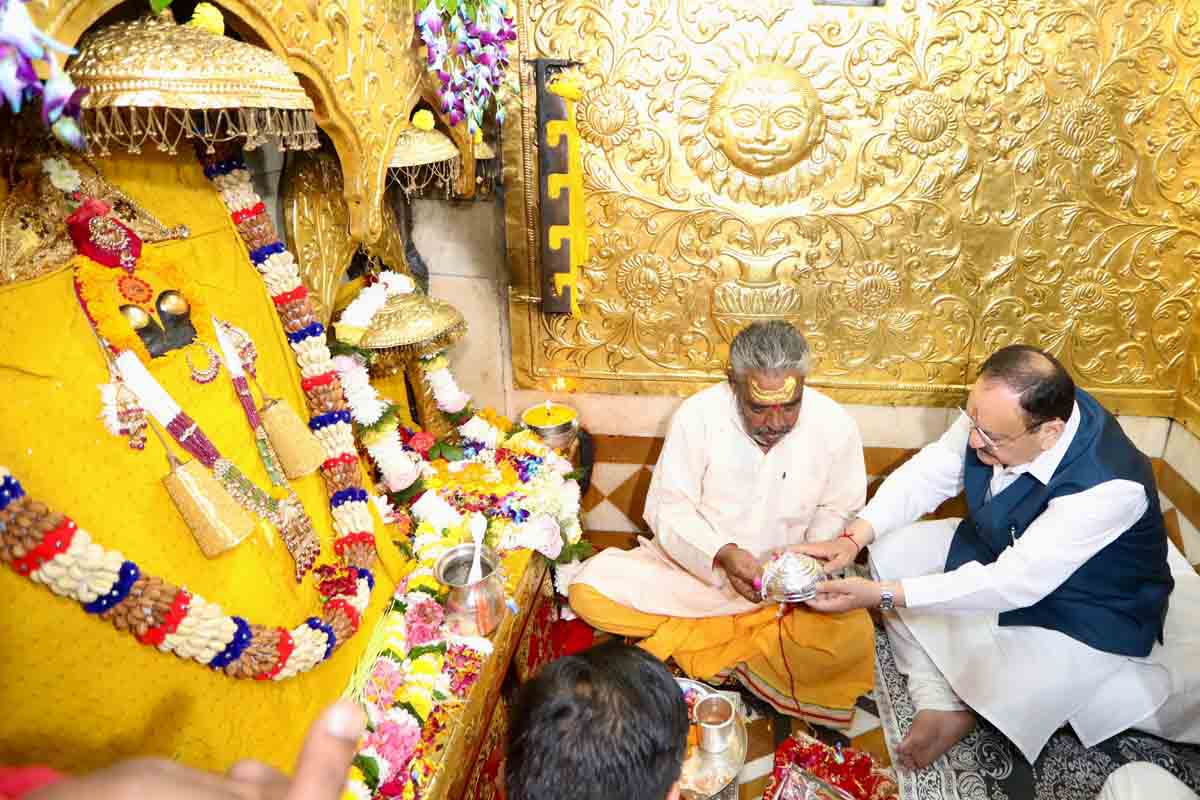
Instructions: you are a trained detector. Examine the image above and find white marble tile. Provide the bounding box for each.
[413,198,506,281]
[589,462,645,495]
[738,754,774,784]
[1165,422,1200,496]
[582,498,638,533]
[429,275,506,412]
[1178,512,1200,565]
[1115,416,1171,458]
[844,404,953,449]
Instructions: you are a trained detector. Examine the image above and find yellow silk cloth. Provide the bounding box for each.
[0,150,401,773]
[569,584,875,727]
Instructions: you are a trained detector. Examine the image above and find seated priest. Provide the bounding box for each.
[568,320,875,728]
[802,345,1200,769]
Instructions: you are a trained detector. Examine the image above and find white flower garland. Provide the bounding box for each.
[331,354,423,493]
[419,353,471,414]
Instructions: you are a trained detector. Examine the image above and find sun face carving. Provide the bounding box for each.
[678,36,850,205]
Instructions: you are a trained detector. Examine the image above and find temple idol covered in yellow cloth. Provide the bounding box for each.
[0,148,397,774]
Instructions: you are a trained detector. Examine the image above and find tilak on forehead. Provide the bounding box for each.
[748,375,799,405]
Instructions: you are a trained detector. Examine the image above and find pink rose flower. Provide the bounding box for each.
[364,713,421,779]
[408,431,436,456]
[404,598,445,647]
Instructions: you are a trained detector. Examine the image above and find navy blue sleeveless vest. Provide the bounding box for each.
[944,389,1173,657]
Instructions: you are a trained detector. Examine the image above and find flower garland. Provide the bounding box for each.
[416,0,517,134]
[0,469,371,680]
[331,271,425,494]
[347,512,529,800]
[196,144,378,570]
[72,249,217,365]
[417,353,471,416]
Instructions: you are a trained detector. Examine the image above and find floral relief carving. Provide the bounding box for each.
[507,0,1200,415]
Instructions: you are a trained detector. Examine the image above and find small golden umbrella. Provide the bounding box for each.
[359,290,468,438]
[69,10,318,155]
[387,127,461,197]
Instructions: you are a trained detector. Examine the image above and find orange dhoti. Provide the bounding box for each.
[569,583,875,729]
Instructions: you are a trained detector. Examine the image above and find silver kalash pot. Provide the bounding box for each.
[435,543,507,637]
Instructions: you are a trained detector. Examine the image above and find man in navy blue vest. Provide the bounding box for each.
[799,345,1200,770]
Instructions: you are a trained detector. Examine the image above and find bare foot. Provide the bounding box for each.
[895,709,976,770]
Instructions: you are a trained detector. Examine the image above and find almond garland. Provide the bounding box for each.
[196,142,378,569]
[0,469,372,679]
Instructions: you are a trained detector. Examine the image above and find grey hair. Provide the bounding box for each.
[729,321,811,377]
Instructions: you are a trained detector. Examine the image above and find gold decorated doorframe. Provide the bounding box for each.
[504,0,1200,428]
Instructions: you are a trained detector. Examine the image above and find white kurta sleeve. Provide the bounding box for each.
[643,404,731,586]
[806,416,867,542]
[902,479,1149,613]
[858,415,969,538]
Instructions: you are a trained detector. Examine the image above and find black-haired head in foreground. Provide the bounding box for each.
[506,641,689,800]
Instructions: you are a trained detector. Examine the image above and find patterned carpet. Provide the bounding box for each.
[873,627,1200,800]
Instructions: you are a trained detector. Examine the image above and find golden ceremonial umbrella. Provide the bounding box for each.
[359,290,468,438]
[68,11,318,155]
[387,127,461,197]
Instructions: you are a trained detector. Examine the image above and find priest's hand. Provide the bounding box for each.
[806,577,882,613]
[715,544,764,603]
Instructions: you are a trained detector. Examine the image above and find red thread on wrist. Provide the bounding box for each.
[838,529,861,553]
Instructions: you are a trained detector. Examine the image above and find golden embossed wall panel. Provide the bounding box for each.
[505,0,1200,411]
[30,0,424,243]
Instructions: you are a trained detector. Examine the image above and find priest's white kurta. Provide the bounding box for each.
[571,382,866,617]
[863,412,1200,762]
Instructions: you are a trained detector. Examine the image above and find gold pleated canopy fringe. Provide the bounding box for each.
[69,12,319,155]
[359,291,467,357]
[387,127,461,196]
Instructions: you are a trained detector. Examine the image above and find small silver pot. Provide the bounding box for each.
[435,543,507,637]
[521,407,580,451]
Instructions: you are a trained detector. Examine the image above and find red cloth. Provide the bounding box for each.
[762,735,897,800]
[550,617,595,658]
[0,766,65,798]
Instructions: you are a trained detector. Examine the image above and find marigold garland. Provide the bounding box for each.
[73,250,217,365]
[0,469,372,680]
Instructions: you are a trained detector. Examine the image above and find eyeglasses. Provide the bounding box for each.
[957,407,1043,451]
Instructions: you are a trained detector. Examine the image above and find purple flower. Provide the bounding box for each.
[477,50,495,68]
[416,4,443,36]
[0,44,37,113]
[448,108,463,127]
[40,58,85,125]
[478,30,497,46]
[498,16,517,42]
[0,0,45,60]
[436,69,451,86]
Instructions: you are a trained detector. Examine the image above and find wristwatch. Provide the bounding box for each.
[878,586,895,611]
